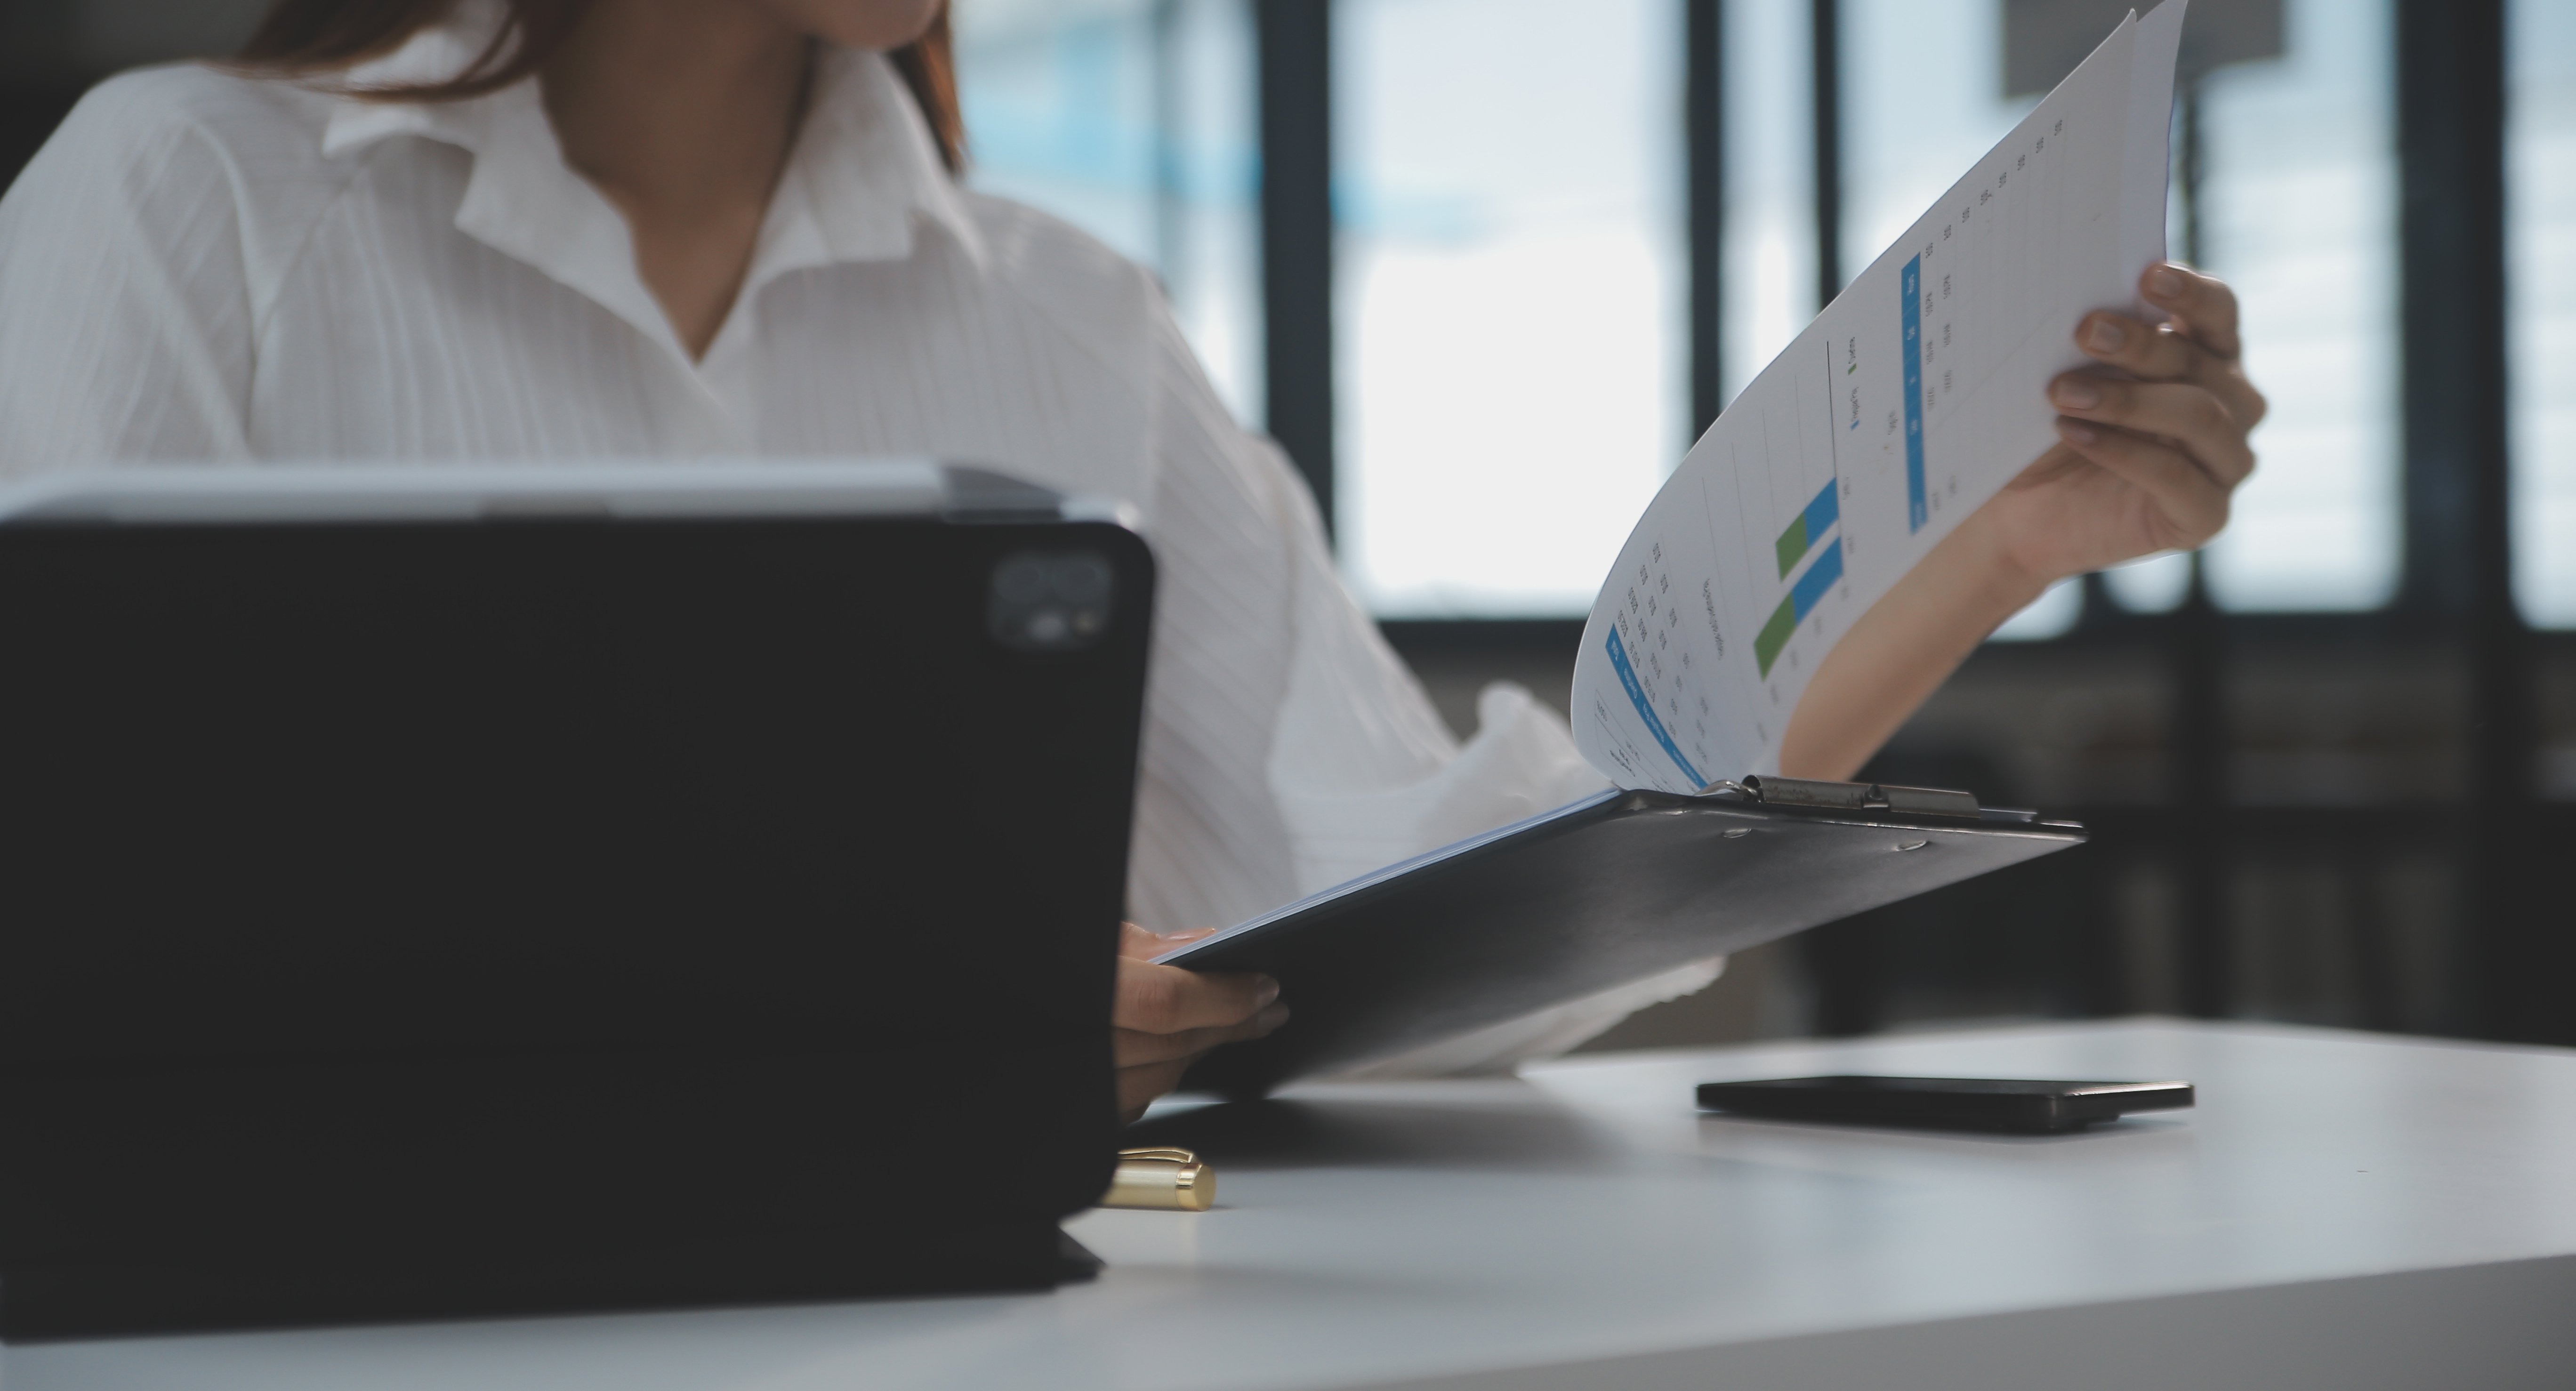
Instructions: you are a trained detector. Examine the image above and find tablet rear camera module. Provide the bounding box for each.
[990,551,1115,652]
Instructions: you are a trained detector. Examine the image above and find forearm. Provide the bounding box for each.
[1776,505,2049,781]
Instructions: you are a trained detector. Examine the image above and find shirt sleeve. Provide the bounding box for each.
[0,76,258,473]
[1133,297,1720,1072]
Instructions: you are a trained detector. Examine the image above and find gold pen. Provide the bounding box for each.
[1096,1147,1215,1212]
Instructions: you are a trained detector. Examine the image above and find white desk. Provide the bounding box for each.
[10,1020,2573,1390]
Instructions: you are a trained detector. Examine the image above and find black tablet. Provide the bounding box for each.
[0,463,1151,1337]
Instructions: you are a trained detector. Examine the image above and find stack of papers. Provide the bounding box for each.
[1573,0,2186,793]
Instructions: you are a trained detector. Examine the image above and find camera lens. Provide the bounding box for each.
[990,549,1116,652]
[1049,555,1111,604]
[995,556,1051,604]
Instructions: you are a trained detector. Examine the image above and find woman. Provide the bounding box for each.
[0,0,2263,1117]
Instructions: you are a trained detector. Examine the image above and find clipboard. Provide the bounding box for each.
[1163,776,2086,1096]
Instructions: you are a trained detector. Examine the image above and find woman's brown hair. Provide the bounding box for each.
[233,0,965,172]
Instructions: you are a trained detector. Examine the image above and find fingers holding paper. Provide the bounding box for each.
[2070,265,2266,426]
[2053,376,2252,478]
[2138,261,2251,370]
[2048,374,2248,545]
[1992,262,2265,574]
[2065,265,2263,460]
[1774,264,2265,782]
[2047,415,2233,551]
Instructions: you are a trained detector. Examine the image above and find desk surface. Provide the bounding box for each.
[11,1020,2575,1391]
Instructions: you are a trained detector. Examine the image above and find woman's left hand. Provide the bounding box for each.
[1779,262,2266,781]
[1982,261,2267,587]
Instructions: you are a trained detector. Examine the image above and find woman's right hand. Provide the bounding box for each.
[1113,924,1287,1123]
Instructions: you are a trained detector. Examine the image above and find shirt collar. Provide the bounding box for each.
[317,1,986,364]
[762,43,986,274]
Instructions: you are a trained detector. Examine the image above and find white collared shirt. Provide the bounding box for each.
[0,15,1718,1066]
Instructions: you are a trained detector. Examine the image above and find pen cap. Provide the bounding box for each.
[1096,1148,1213,1212]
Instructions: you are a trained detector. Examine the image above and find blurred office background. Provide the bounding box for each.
[3,0,2568,1046]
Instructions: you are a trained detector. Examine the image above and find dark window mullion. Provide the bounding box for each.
[1255,0,1337,539]
[2392,0,2541,1040]
[1688,0,1725,436]
[1810,0,1842,309]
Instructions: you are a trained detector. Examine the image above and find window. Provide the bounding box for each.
[1838,0,2036,291]
[965,0,2414,627]
[1720,0,1817,407]
[2192,0,2401,611]
[1830,0,2401,623]
[1333,0,1687,617]
[1839,0,2074,637]
[952,0,1264,425]
[2511,0,2576,627]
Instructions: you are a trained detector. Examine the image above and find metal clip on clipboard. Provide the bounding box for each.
[1706,775,2008,822]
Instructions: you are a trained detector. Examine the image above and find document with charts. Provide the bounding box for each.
[1572,0,2187,794]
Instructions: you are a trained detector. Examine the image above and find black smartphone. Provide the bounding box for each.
[1694,1076,2194,1134]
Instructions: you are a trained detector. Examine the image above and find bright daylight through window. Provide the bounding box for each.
[2511,0,2576,627]
[1333,0,1687,618]
[1719,0,1815,411]
[1837,0,2080,637]
[2190,0,2399,614]
[951,0,1264,426]
[960,0,2408,630]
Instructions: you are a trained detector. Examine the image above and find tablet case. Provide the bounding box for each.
[1166,778,2087,1096]
[0,464,1152,1339]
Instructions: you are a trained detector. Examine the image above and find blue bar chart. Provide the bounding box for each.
[1755,478,1845,678]
[1774,477,1842,579]
[1604,626,1705,788]
[1900,254,1927,533]
[1755,538,1843,678]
